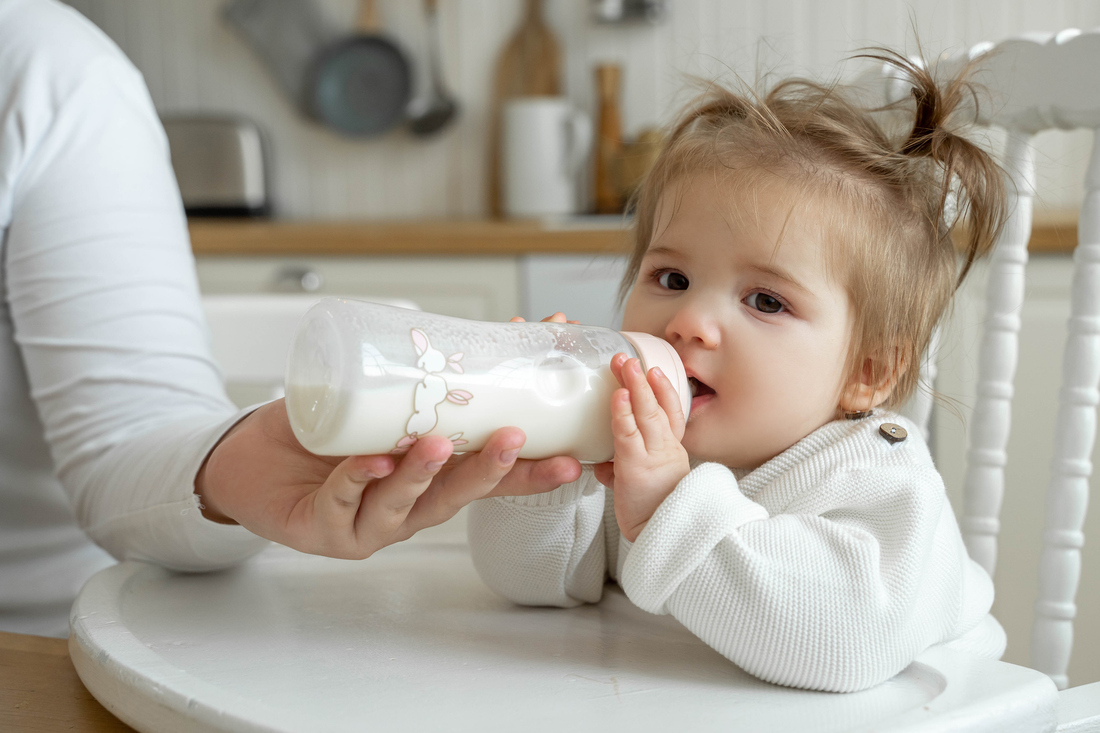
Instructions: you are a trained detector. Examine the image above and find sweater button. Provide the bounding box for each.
[879,423,907,444]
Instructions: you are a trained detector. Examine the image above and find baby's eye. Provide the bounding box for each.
[745,291,785,314]
[657,271,689,291]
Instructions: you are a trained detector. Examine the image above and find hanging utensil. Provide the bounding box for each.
[307,0,413,137]
[407,0,459,136]
[223,0,335,106]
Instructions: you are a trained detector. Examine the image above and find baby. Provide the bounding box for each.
[468,52,1007,693]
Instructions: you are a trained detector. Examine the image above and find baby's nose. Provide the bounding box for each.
[666,303,721,349]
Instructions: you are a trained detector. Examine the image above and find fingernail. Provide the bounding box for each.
[500,448,520,465]
[426,460,446,472]
[651,366,664,379]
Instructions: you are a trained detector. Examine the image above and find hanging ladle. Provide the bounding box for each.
[407,0,460,136]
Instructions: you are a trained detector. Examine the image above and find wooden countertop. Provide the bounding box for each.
[189,218,634,257]
[188,212,1079,257]
[0,631,133,732]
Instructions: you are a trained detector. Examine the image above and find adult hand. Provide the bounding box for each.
[195,400,582,559]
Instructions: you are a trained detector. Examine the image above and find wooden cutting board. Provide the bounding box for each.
[487,0,562,217]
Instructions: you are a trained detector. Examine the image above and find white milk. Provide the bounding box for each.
[286,359,619,462]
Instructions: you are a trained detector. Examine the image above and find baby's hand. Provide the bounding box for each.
[594,353,690,542]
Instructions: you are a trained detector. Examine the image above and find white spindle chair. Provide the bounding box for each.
[949,30,1099,696]
[887,27,1100,731]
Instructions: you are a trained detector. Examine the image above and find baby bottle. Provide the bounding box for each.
[284,298,691,462]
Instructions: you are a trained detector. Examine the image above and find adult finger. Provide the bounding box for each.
[487,454,583,497]
[308,454,395,554]
[648,366,687,439]
[353,435,453,547]
[404,427,526,529]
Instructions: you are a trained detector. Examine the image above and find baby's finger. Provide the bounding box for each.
[649,366,686,439]
[609,352,629,387]
[623,358,671,447]
[540,312,568,323]
[509,316,526,322]
[610,388,646,462]
[354,436,453,544]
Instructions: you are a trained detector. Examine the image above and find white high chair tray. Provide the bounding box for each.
[69,543,1058,733]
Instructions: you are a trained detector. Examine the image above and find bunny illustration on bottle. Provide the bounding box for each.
[393,328,472,454]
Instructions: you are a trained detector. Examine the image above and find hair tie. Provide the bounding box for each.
[901,86,937,156]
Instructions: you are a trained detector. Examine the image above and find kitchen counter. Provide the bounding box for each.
[188,217,633,257]
[188,212,1078,257]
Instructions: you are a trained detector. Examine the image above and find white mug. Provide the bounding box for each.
[502,97,593,218]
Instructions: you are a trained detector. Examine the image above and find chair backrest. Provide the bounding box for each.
[888,29,1100,691]
[201,294,419,398]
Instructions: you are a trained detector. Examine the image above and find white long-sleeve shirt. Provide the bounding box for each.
[468,413,1005,692]
[0,0,268,636]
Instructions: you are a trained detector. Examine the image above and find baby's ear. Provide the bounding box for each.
[838,351,906,413]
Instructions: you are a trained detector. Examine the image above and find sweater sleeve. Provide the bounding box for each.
[467,469,609,607]
[4,23,268,569]
[618,462,958,692]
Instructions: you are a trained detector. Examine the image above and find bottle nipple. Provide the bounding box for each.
[619,332,692,419]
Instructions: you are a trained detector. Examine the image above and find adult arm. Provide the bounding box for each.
[4,27,267,568]
[6,3,584,567]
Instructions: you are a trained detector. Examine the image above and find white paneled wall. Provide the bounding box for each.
[63,0,1100,219]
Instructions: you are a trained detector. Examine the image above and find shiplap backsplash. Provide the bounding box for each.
[62,0,1100,220]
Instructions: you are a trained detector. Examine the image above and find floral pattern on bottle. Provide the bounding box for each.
[392,328,472,454]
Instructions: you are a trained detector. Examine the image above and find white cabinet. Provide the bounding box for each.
[520,255,628,328]
[195,254,632,327]
[934,255,1100,687]
[195,256,521,323]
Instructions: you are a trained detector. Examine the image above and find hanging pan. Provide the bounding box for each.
[307,0,412,137]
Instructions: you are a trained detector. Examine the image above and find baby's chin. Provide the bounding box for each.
[681,434,746,469]
[681,429,776,472]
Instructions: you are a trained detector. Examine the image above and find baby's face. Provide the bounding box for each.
[622,171,854,469]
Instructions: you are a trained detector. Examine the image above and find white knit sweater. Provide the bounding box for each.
[468,413,1004,692]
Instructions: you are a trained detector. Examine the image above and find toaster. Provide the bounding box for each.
[161,116,271,217]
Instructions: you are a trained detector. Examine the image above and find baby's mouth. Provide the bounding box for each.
[689,377,716,398]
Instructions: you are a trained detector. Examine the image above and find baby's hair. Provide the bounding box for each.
[621,50,1007,408]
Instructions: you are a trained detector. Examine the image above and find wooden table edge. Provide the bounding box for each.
[0,630,134,732]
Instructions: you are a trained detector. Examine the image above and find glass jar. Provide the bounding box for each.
[284,298,689,462]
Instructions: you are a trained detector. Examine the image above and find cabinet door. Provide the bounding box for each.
[195,256,520,322]
[933,255,1100,686]
[520,255,628,328]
